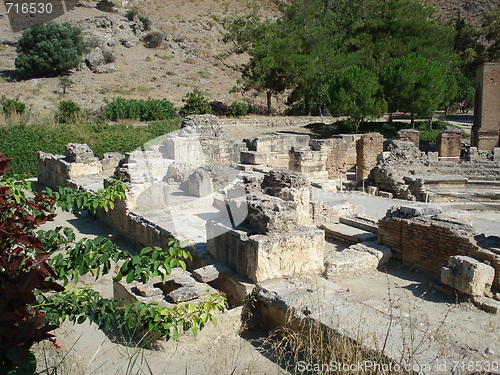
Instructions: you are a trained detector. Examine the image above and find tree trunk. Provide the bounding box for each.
[266,91,272,115]
[304,96,311,116]
[428,116,433,129]
[410,113,415,129]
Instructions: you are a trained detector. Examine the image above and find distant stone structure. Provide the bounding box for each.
[471,63,500,150]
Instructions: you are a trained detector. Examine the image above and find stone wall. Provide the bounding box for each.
[378,206,500,290]
[472,63,500,150]
[288,149,328,178]
[310,138,349,178]
[356,133,384,180]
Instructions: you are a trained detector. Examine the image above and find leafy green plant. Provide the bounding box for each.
[56,100,81,124]
[229,101,248,117]
[42,178,127,214]
[0,157,226,374]
[179,89,212,117]
[15,22,86,74]
[125,10,138,21]
[1,96,26,118]
[138,15,152,31]
[101,98,176,121]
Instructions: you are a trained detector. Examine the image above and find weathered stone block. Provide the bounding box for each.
[65,143,96,163]
[441,255,495,296]
[241,151,267,165]
[244,194,299,234]
[207,221,324,283]
[188,169,213,197]
[494,148,500,163]
[192,264,232,283]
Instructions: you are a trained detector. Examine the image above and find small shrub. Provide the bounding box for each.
[1,96,26,118]
[143,32,163,48]
[102,47,115,63]
[179,89,211,117]
[229,101,248,117]
[209,100,229,116]
[247,102,268,115]
[125,9,138,21]
[56,100,81,124]
[138,15,152,31]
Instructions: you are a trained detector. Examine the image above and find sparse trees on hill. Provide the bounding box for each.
[15,22,85,74]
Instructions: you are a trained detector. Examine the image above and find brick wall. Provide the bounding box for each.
[378,214,500,289]
[472,63,500,150]
[396,129,420,149]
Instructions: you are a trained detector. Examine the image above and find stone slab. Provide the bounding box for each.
[320,223,377,244]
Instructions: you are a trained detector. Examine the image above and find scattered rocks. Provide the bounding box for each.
[65,143,96,163]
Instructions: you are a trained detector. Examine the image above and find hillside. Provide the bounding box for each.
[0,0,497,117]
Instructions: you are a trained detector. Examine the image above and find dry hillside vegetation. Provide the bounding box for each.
[0,0,497,116]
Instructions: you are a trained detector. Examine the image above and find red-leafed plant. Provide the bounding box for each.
[0,152,61,373]
[0,153,226,374]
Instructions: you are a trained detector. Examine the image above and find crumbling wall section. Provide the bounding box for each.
[310,138,348,179]
[378,206,500,290]
[356,133,383,180]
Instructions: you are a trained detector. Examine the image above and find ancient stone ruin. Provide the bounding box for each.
[37,112,500,365]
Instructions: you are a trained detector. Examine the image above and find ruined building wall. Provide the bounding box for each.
[378,209,500,289]
[437,127,462,162]
[356,133,384,180]
[472,63,500,150]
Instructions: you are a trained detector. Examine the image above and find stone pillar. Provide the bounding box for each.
[471,63,500,150]
[396,129,420,149]
[437,126,462,163]
[356,133,383,180]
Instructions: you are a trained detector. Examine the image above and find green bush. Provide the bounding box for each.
[138,15,152,31]
[229,101,248,117]
[101,98,176,121]
[15,22,85,74]
[179,89,212,117]
[1,96,26,118]
[0,119,181,178]
[125,9,138,21]
[56,100,81,124]
[143,32,163,48]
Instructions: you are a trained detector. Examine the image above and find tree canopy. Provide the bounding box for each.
[380,54,456,126]
[15,22,85,74]
[328,66,386,132]
[221,0,458,115]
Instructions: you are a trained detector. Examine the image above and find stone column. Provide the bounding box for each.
[437,126,462,163]
[356,133,384,180]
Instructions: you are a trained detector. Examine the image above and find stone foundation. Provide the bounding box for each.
[378,205,500,290]
[206,221,324,283]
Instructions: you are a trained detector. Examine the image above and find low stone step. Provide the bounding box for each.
[320,222,377,244]
[324,241,392,278]
[339,216,378,234]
